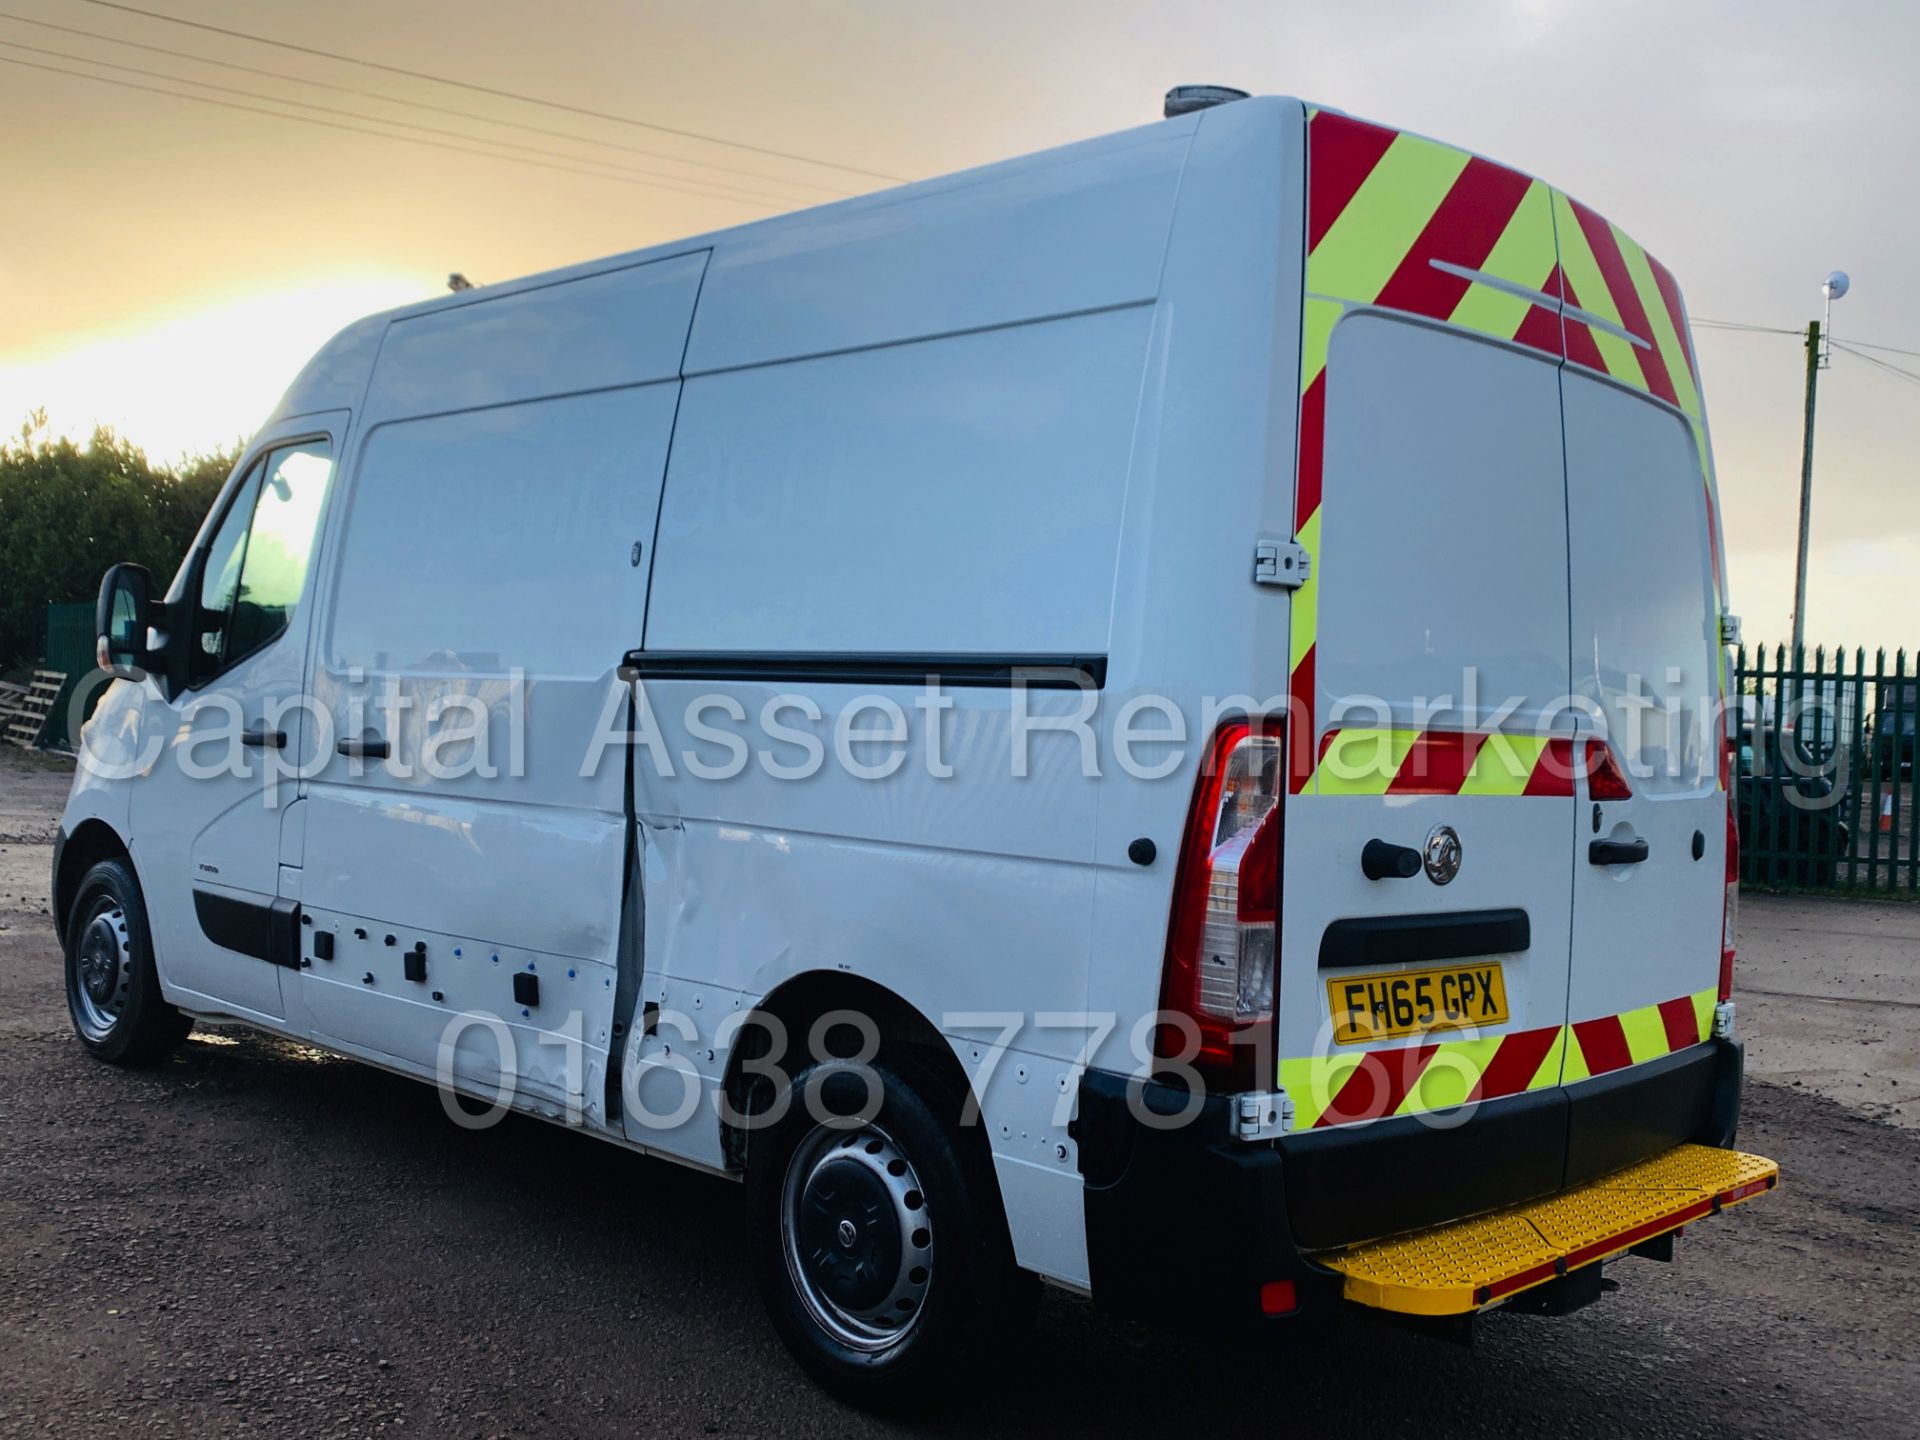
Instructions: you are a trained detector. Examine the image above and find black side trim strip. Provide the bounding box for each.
[193,889,302,969]
[1319,907,1530,970]
[620,650,1106,690]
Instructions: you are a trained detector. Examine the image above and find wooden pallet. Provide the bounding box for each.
[1,669,65,748]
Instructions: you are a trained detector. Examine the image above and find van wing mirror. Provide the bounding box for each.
[95,562,155,677]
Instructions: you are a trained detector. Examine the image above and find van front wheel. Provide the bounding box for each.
[745,1058,1032,1409]
[64,857,190,1065]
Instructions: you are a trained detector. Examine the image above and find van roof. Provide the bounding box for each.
[267,97,1278,423]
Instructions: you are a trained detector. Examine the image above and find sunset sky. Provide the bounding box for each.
[3,0,1917,653]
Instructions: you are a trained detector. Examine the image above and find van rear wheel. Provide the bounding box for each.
[64,857,190,1065]
[745,1056,1034,1410]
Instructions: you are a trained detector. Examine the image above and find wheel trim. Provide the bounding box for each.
[779,1122,933,1353]
[70,903,133,1043]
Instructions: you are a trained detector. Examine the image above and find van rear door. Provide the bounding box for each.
[1553,200,1726,1178]
[1275,115,1579,1177]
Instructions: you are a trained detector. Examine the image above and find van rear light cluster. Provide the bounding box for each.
[1720,798,1739,1003]
[1157,721,1281,1090]
[1584,739,1633,800]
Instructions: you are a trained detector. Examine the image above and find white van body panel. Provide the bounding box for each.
[681,123,1189,374]
[59,93,1735,1307]
[294,256,702,1122]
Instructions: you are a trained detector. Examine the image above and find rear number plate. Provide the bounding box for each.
[1326,963,1510,1045]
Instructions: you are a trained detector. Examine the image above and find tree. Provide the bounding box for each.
[0,413,239,671]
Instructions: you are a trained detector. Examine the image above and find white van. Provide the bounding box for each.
[58,90,1775,1405]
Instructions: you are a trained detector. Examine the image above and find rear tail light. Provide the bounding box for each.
[1584,739,1633,800]
[1156,721,1282,1090]
[1259,1279,1298,1316]
[1720,798,1739,1001]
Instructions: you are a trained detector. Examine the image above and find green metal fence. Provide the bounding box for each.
[1734,644,1916,894]
[42,601,98,752]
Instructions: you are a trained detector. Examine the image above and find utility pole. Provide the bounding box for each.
[1790,318,1820,665]
[1790,270,1850,662]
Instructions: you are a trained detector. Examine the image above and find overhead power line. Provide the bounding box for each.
[0,9,857,197]
[76,0,907,183]
[0,53,782,206]
[1691,317,1802,335]
[1832,342,1920,389]
[1693,316,1920,363]
[0,37,813,207]
[1838,336,1920,362]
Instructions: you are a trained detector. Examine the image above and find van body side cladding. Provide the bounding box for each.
[620,651,1107,690]
[191,890,303,970]
[1318,908,1531,969]
[1075,1038,1742,1325]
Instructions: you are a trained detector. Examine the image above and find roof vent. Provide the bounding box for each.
[1164,85,1250,119]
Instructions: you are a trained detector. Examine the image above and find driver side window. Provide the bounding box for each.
[190,438,334,684]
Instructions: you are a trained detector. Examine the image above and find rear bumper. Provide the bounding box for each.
[1075,1037,1744,1329]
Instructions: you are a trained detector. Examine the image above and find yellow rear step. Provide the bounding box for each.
[1321,1143,1779,1317]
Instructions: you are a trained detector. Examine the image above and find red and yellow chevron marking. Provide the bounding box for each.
[1291,111,1564,794]
[1307,728,1586,797]
[1552,188,1732,747]
[1563,988,1719,1084]
[1290,106,1731,795]
[1279,986,1716,1129]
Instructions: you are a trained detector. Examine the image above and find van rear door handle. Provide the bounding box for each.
[1589,836,1649,866]
[336,737,390,759]
[240,728,285,749]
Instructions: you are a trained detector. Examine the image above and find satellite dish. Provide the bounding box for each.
[1823,270,1850,301]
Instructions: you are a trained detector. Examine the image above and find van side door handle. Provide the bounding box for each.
[336,737,390,759]
[240,728,285,749]
[1589,836,1649,866]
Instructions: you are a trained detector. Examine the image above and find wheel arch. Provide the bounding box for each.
[719,970,983,1175]
[53,819,133,949]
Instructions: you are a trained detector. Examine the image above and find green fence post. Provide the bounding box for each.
[1868,648,1888,889]
[42,601,99,752]
[1900,650,1914,892]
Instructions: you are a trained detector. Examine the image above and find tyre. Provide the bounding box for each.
[64,856,191,1065]
[745,1054,1036,1410]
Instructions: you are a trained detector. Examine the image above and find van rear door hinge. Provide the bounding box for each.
[1254,536,1311,590]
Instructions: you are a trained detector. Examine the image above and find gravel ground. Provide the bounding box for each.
[2,749,1918,1438]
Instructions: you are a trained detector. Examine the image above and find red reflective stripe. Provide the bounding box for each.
[1315,727,1341,766]
[1511,296,1564,357]
[1522,737,1577,797]
[1572,1015,1633,1076]
[1470,1024,1562,1103]
[1567,197,1678,405]
[1371,157,1534,319]
[1719,1176,1775,1205]
[1483,1256,1564,1304]
[1564,1198,1713,1272]
[1315,1043,1439,1127]
[1512,262,1572,357]
[1308,112,1399,252]
[1644,250,1698,384]
[1288,643,1317,793]
[1557,269,1609,372]
[1296,370,1326,528]
[1388,729,1489,795]
[1658,996,1701,1054]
